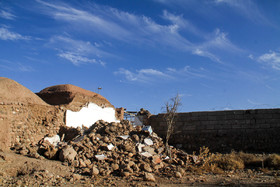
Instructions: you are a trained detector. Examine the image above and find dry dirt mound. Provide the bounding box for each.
[37,84,113,111]
[0,77,48,105]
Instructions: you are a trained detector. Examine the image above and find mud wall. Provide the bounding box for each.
[149,109,280,153]
[0,102,65,150]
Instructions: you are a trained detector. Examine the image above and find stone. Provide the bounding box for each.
[141,163,152,172]
[144,138,153,146]
[178,168,185,176]
[44,145,58,160]
[142,146,156,155]
[91,166,99,176]
[84,159,92,167]
[95,154,106,160]
[140,152,153,158]
[111,163,119,171]
[103,136,109,143]
[144,173,156,182]
[59,145,77,163]
[72,174,82,181]
[175,172,182,178]
[121,171,130,177]
[152,155,161,164]
[131,134,139,142]
[79,159,87,168]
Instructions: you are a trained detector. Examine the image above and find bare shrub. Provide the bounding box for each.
[207,152,245,171]
[237,152,263,167]
[163,94,181,158]
[264,154,280,169]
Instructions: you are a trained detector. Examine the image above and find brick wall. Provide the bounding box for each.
[149,109,280,153]
[0,102,65,150]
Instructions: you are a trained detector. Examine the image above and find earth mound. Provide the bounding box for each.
[37,84,114,111]
[0,77,48,105]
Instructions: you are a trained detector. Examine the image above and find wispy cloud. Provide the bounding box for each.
[115,65,208,83]
[199,29,242,52]
[258,50,280,70]
[167,65,208,78]
[0,59,34,72]
[0,27,29,41]
[58,52,105,66]
[0,9,16,20]
[48,35,110,66]
[214,0,271,26]
[192,48,222,64]
[115,68,173,83]
[35,1,241,64]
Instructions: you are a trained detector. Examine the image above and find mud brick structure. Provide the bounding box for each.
[149,109,280,153]
[0,102,65,150]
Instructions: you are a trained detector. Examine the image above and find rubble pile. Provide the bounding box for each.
[14,120,198,182]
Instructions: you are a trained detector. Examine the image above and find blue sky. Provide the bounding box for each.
[1,0,280,114]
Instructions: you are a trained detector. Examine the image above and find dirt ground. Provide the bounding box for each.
[0,150,279,187]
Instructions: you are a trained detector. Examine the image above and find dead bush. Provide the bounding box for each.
[264,154,280,169]
[206,152,244,171]
[237,152,263,168]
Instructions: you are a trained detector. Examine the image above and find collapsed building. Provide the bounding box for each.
[0,77,193,183]
[0,77,124,151]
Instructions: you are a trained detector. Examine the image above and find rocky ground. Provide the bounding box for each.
[1,120,280,186]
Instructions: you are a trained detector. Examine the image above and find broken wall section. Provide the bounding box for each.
[149,109,280,153]
[0,102,65,150]
[66,103,120,128]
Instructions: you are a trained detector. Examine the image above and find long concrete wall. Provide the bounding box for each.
[149,109,280,153]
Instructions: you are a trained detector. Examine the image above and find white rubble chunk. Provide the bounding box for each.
[137,143,145,152]
[107,143,114,151]
[144,138,153,146]
[119,135,129,140]
[44,135,60,146]
[95,154,106,160]
[140,152,153,158]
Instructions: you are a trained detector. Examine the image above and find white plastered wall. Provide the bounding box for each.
[66,102,119,128]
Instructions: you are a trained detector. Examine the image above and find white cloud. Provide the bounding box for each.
[116,65,208,83]
[36,1,242,64]
[258,50,280,70]
[167,65,208,78]
[0,27,29,41]
[58,52,105,66]
[0,9,16,20]
[192,48,222,64]
[248,54,254,60]
[199,29,243,53]
[0,59,34,72]
[48,35,111,66]
[115,68,173,83]
[214,0,271,25]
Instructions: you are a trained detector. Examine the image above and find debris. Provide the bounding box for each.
[140,152,153,158]
[144,138,153,146]
[107,143,114,151]
[23,119,201,182]
[44,135,60,146]
[58,145,77,163]
[119,135,129,140]
[137,143,145,152]
[175,171,182,178]
[95,154,106,161]
[91,166,99,176]
[144,172,156,182]
[142,126,153,135]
